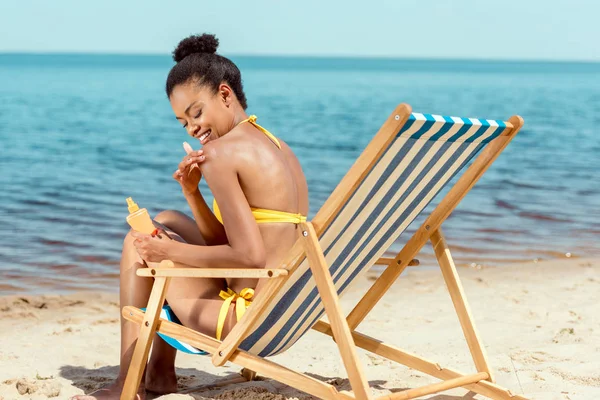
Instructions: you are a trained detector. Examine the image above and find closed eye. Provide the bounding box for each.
[178,108,202,129]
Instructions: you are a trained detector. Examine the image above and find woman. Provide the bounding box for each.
[72,34,308,400]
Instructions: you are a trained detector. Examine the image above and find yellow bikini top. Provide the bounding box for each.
[212,115,307,225]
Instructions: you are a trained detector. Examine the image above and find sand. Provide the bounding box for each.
[1,258,598,400]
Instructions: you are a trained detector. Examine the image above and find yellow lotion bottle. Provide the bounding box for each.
[125,197,155,234]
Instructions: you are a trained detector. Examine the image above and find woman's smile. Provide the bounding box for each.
[195,129,212,144]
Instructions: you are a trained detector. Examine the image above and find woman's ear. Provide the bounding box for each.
[219,84,232,107]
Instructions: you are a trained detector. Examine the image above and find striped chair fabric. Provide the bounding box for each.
[239,113,508,357]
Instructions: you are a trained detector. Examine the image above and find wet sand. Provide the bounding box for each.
[1,258,599,399]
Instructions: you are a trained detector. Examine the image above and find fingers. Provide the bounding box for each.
[186,152,205,164]
[177,151,204,171]
[131,233,153,260]
[132,229,170,241]
[185,155,204,174]
[184,149,204,159]
[131,231,150,243]
[173,169,183,181]
[131,230,170,262]
[174,151,205,181]
[130,231,143,240]
[173,166,196,181]
[153,228,172,240]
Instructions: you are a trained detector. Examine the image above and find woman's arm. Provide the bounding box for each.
[169,141,266,268]
[166,239,264,269]
[135,142,265,267]
[173,148,227,245]
[183,188,227,246]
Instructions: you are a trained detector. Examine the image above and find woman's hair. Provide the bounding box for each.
[166,34,248,110]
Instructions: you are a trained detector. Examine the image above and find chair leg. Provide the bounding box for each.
[301,222,373,400]
[430,229,494,382]
[314,321,527,400]
[120,276,171,400]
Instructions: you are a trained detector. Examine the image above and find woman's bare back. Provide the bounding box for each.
[203,121,309,293]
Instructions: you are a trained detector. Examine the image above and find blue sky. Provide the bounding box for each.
[1,0,598,61]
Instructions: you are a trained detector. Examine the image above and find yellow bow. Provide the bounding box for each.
[236,115,257,127]
[216,288,254,340]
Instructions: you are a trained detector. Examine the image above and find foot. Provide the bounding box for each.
[70,380,145,400]
[145,368,178,395]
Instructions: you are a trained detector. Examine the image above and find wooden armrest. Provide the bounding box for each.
[137,267,288,278]
[375,257,420,267]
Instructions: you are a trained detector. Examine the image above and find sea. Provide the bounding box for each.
[1,54,599,294]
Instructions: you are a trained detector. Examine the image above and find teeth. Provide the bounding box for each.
[198,130,210,141]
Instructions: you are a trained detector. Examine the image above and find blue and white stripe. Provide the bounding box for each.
[239,113,507,357]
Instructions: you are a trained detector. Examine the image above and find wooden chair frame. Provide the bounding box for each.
[120,104,526,400]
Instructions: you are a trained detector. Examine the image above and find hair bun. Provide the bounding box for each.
[172,34,219,62]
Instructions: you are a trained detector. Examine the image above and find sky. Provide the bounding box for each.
[1,0,599,61]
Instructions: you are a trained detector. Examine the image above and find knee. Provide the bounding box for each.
[154,209,186,228]
[121,231,146,271]
[122,230,147,255]
[123,229,136,247]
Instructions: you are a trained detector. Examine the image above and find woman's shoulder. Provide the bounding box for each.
[200,129,253,167]
[202,123,295,173]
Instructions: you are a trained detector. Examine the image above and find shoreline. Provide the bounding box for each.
[1,258,598,399]
[1,251,588,297]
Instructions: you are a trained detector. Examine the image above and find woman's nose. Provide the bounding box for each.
[187,123,200,137]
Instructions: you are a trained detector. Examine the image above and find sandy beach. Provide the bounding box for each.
[1,258,598,400]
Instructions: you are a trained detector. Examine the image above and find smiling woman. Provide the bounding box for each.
[70,33,309,400]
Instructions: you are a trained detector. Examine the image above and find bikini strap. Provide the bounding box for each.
[237,115,281,149]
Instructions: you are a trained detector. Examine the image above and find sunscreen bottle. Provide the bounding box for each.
[125,197,155,234]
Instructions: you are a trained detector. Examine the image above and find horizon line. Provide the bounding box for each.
[1,51,600,65]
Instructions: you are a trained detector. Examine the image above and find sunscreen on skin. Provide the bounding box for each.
[125,197,155,234]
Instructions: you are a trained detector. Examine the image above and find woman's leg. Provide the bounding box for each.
[151,211,245,345]
[154,209,206,246]
[155,209,240,340]
[70,232,153,400]
[71,210,224,399]
[144,210,215,394]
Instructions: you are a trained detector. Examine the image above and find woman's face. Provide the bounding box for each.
[170,82,234,146]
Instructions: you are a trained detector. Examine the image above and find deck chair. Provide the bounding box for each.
[120,103,526,400]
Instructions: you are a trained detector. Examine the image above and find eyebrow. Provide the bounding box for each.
[175,100,201,120]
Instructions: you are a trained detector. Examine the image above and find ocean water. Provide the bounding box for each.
[1,54,599,294]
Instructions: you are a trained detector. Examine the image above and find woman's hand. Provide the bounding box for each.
[173,148,206,195]
[131,229,174,263]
